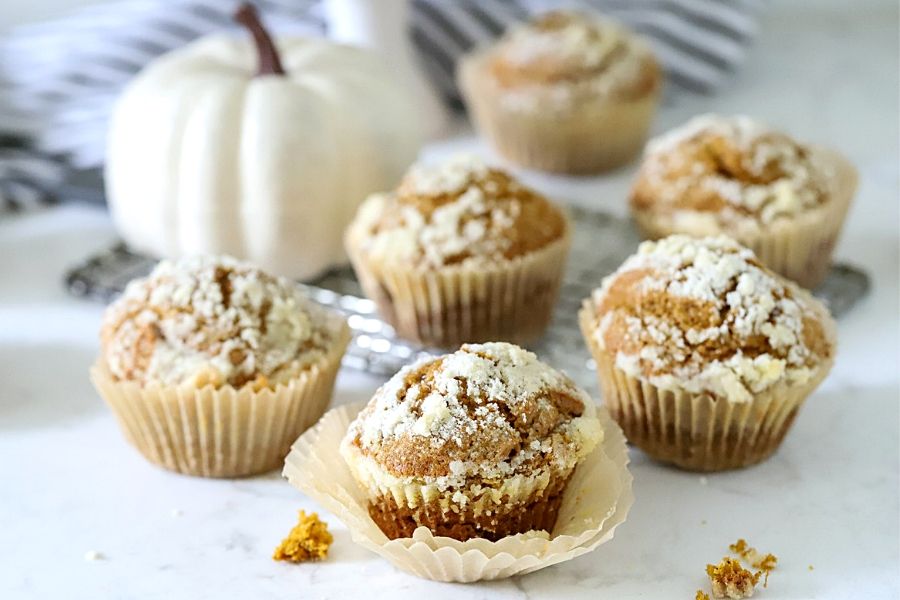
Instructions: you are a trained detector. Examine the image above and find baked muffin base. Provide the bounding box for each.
[579,302,835,472]
[346,226,570,348]
[91,323,351,478]
[367,472,571,542]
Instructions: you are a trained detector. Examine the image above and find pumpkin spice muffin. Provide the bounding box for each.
[630,114,858,289]
[345,155,570,347]
[579,235,836,471]
[92,255,350,477]
[340,342,603,541]
[458,11,661,174]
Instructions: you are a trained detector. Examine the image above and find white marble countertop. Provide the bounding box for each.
[2,3,898,599]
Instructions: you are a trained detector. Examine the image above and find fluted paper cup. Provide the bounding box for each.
[91,324,351,478]
[346,224,571,348]
[632,147,858,289]
[458,51,660,174]
[579,296,836,472]
[282,401,633,582]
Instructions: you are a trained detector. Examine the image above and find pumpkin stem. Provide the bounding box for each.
[234,2,285,76]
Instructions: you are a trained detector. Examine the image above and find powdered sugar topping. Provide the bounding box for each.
[350,155,561,268]
[346,342,602,485]
[591,236,833,402]
[101,255,344,388]
[636,115,834,226]
[490,11,656,110]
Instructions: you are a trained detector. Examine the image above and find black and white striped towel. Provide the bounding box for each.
[0,0,762,212]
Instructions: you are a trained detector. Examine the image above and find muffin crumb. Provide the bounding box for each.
[729,538,777,586]
[706,557,760,599]
[273,511,333,563]
[696,591,711,600]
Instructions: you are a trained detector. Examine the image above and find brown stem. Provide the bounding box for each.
[234,2,285,76]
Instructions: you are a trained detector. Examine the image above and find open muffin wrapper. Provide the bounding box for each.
[90,323,351,478]
[457,50,661,175]
[578,290,837,472]
[631,148,858,289]
[282,401,633,582]
[345,224,571,349]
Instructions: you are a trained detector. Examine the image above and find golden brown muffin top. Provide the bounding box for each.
[100,255,344,389]
[349,155,567,268]
[486,11,659,101]
[631,115,835,228]
[344,342,602,482]
[585,235,834,402]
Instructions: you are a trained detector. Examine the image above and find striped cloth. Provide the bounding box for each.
[0,0,762,211]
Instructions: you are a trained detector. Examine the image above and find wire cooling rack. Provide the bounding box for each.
[65,207,870,389]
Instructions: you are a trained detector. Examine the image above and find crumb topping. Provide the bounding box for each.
[706,557,760,599]
[344,342,602,486]
[488,11,658,106]
[272,511,332,563]
[101,255,344,388]
[588,235,834,402]
[632,115,835,227]
[350,156,566,268]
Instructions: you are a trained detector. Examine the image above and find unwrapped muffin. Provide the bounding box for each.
[630,114,858,289]
[340,342,603,541]
[579,235,836,471]
[459,11,661,174]
[345,155,570,347]
[92,255,350,477]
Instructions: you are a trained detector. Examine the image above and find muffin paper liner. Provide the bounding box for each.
[632,147,858,289]
[346,224,571,349]
[91,324,350,478]
[579,292,837,472]
[282,401,633,582]
[458,51,660,175]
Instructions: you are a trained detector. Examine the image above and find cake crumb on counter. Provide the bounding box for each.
[729,538,778,586]
[273,511,333,563]
[706,557,760,598]
[696,590,711,600]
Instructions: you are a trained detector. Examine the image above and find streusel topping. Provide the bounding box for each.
[632,115,835,226]
[350,155,566,268]
[587,236,834,402]
[101,255,344,388]
[344,342,602,484]
[488,11,659,104]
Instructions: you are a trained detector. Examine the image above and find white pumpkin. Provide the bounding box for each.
[106,4,422,280]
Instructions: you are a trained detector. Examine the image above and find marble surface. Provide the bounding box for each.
[1,3,898,599]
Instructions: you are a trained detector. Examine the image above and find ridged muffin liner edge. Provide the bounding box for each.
[457,50,661,175]
[345,223,571,349]
[282,401,633,582]
[90,322,351,478]
[578,288,837,472]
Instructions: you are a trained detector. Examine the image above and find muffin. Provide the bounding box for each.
[339,342,604,541]
[345,155,570,347]
[630,114,858,289]
[458,11,661,174]
[91,255,351,477]
[579,235,836,471]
